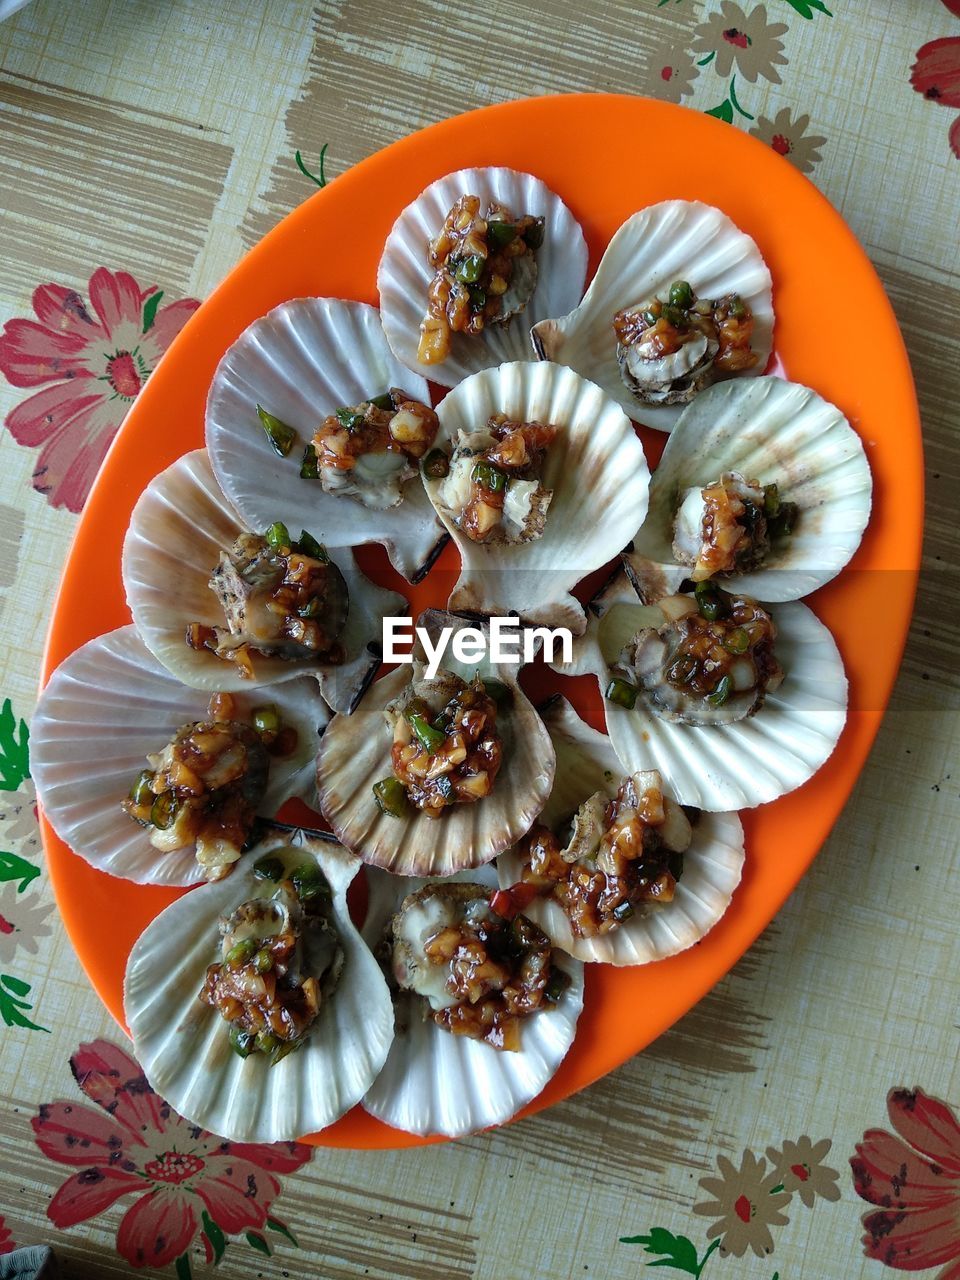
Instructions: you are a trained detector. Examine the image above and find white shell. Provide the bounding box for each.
[361,863,583,1137]
[424,361,650,632]
[627,377,873,603]
[31,626,328,886]
[122,449,406,713]
[124,825,394,1142]
[317,611,555,876]
[556,572,848,811]
[497,698,744,964]
[377,167,588,388]
[531,200,774,432]
[205,298,445,581]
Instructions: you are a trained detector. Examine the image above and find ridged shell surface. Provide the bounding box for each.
[124,826,393,1142]
[122,448,405,712]
[31,626,329,886]
[377,166,588,387]
[531,200,773,432]
[360,863,584,1137]
[425,361,650,632]
[497,698,745,963]
[205,298,444,581]
[628,377,873,603]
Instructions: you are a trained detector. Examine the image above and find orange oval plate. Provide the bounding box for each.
[40,95,921,1149]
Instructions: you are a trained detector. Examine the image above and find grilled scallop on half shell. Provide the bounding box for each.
[317,611,555,876]
[497,697,744,964]
[625,377,873,604]
[205,297,445,582]
[124,826,394,1142]
[531,200,774,432]
[30,625,328,887]
[422,360,651,633]
[552,571,848,811]
[377,166,588,388]
[360,862,583,1138]
[123,448,406,713]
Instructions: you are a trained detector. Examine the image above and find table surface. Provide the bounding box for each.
[0,2,957,1278]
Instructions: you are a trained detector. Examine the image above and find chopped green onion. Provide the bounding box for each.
[763,482,781,518]
[453,254,485,284]
[292,862,331,904]
[296,529,327,561]
[265,521,291,551]
[423,448,450,479]
[728,295,747,319]
[468,284,487,311]
[769,501,798,539]
[522,219,545,250]
[129,768,153,807]
[257,405,297,457]
[373,776,408,818]
[694,580,725,621]
[299,445,319,480]
[642,308,660,326]
[470,460,506,493]
[707,675,733,707]
[253,855,285,882]
[722,627,750,654]
[252,704,280,734]
[253,947,274,974]
[335,406,365,431]
[407,710,446,752]
[668,280,694,309]
[150,791,179,830]
[229,1026,256,1059]
[487,220,518,249]
[612,900,635,922]
[368,392,395,411]
[226,938,258,968]
[543,969,570,1003]
[604,677,638,710]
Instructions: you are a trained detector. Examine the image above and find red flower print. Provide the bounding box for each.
[33,1040,312,1270]
[0,1216,15,1254]
[911,36,960,160]
[0,269,199,513]
[851,1087,960,1277]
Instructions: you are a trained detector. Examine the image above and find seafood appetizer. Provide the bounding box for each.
[206,298,445,582]
[423,360,650,630]
[124,450,405,712]
[627,377,873,603]
[31,626,327,886]
[317,611,555,875]
[431,415,556,545]
[498,699,744,965]
[531,200,773,432]
[378,166,588,388]
[125,826,394,1142]
[553,571,848,811]
[362,866,583,1137]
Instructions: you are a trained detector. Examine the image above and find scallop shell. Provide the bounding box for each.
[555,571,848,811]
[531,200,774,433]
[31,626,329,886]
[205,298,446,582]
[497,697,744,963]
[124,825,394,1142]
[123,448,406,713]
[360,863,583,1137]
[423,361,650,632]
[626,377,873,603]
[317,610,555,876]
[377,167,588,388]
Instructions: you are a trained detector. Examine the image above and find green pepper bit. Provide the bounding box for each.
[728,295,747,319]
[470,460,507,493]
[229,1026,256,1059]
[129,768,154,807]
[225,938,258,968]
[296,529,327,561]
[612,900,635,922]
[373,777,409,818]
[150,791,179,830]
[335,406,365,431]
[291,862,332,904]
[694,580,726,621]
[769,501,799,539]
[668,280,694,309]
[453,254,485,284]
[423,448,450,479]
[763,482,781,518]
[368,392,395,411]
[605,677,639,710]
[252,704,280,734]
[543,969,570,1003]
[481,678,511,710]
[407,710,446,752]
[299,445,319,480]
[468,285,486,312]
[707,674,733,707]
[522,219,545,250]
[253,854,285,882]
[257,405,298,457]
[265,521,291,551]
[253,948,274,974]
[487,221,518,249]
[722,627,750,654]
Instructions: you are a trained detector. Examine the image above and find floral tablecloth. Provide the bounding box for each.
[0,1,958,1277]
